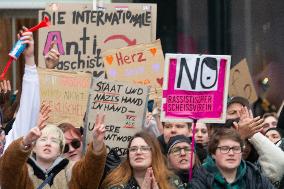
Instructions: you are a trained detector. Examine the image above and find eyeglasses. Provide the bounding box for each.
[128,146,151,154]
[217,146,242,154]
[63,139,81,153]
[170,146,191,156]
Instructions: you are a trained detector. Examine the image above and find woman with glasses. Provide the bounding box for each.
[167,135,200,188]
[58,123,83,161]
[101,131,184,189]
[190,128,275,189]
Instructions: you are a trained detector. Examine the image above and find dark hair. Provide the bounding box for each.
[227,96,250,110]
[265,127,283,138]
[208,128,244,155]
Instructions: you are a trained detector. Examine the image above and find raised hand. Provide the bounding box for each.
[37,103,51,128]
[22,104,51,147]
[0,80,11,105]
[92,113,106,153]
[233,116,264,139]
[45,41,60,69]
[0,80,11,94]
[18,26,34,65]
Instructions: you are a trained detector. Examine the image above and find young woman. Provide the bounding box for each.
[101,131,184,189]
[58,123,83,161]
[0,112,107,189]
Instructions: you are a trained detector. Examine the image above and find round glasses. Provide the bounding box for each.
[170,146,191,156]
[128,146,151,154]
[63,139,81,153]
[217,146,242,154]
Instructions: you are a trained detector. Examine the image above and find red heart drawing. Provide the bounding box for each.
[156,77,163,86]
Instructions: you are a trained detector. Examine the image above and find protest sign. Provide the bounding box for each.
[38,3,157,79]
[38,68,92,127]
[102,39,164,95]
[161,54,231,123]
[229,59,258,104]
[85,79,149,156]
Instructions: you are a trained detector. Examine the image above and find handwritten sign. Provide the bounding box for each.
[161,54,231,123]
[103,39,164,94]
[229,59,258,104]
[85,79,149,156]
[38,68,92,127]
[38,3,157,79]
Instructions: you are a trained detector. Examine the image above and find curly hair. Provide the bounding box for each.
[101,131,176,189]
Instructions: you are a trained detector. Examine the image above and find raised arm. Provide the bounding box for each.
[69,114,107,189]
[4,27,40,150]
[0,104,50,189]
[248,132,284,183]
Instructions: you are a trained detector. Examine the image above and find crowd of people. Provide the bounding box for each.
[0,27,283,189]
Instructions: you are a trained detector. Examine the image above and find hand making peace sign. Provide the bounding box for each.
[92,113,106,153]
[22,103,51,147]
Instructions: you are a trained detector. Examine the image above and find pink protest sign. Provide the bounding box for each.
[161,54,231,123]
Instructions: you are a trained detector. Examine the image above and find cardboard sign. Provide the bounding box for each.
[38,68,92,127]
[85,79,149,156]
[161,54,231,123]
[102,39,164,92]
[229,59,258,104]
[38,3,157,79]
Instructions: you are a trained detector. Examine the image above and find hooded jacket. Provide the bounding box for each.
[190,156,275,189]
[0,137,106,189]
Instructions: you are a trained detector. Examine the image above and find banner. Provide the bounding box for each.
[38,68,92,127]
[85,79,149,156]
[229,59,258,104]
[38,3,157,79]
[161,54,231,123]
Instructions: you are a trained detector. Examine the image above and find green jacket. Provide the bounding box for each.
[190,156,275,189]
[202,156,246,189]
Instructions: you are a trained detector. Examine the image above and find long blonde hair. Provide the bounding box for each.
[101,131,175,189]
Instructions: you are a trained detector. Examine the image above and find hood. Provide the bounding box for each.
[203,155,246,185]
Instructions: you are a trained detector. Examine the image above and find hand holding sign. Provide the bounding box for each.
[45,41,60,69]
[92,113,106,153]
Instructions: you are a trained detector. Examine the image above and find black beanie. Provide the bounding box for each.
[166,135,191,155]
